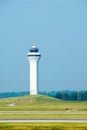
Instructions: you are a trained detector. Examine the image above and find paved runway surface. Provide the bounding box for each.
[0,111,87,114]
[0,119,87,122]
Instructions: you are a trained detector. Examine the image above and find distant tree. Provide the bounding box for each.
[79,91,87,101]
[48,91,57,97]
[63,93,70,100]
[55,92,62,99]
[70,91,78,100]
[56,92,70,100]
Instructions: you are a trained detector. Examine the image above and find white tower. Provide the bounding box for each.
[27,46,41,95]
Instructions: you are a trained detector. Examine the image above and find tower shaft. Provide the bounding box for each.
[29,57,38,95]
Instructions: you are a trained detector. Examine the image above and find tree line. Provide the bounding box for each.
[47,90,87,101]
[0,90,87,101]
[0,91,29,98]
[40,90,87,101]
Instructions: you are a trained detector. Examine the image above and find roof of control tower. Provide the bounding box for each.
[30,46,39,52]
[27,46,41,57]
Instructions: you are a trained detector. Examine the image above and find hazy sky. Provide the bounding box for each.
[0,0,87,92]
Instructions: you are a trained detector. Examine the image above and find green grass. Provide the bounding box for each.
[0,95,87,130]
[0,122,87,130]
[0,95,87,111]
[0,114,87,119]
[0,95,87,119]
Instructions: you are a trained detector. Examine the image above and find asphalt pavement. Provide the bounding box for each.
[0,119,87,122]
[0,111,87,114]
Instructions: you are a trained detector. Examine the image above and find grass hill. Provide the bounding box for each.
[16,95,61,103]
[0,95,60,104]
[0,95,87,111]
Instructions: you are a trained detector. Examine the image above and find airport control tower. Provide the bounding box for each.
[27,46,41,95]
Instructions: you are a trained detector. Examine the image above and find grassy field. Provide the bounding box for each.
[0,95,87,119]
[0,95,87,129]
[0,122,87,130]
[0,95,87,111]
[0,114,87,119]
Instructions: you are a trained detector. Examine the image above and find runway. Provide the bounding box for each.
[0,111,87,114]
[0,119,87,122]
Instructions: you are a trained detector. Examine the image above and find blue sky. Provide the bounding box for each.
[0,0,87,92]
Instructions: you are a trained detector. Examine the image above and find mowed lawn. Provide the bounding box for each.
[0,95,87,129]
[0,122,87,130]
[0,113,87,119]
[0,95,87,119]
[0,95,87,111]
